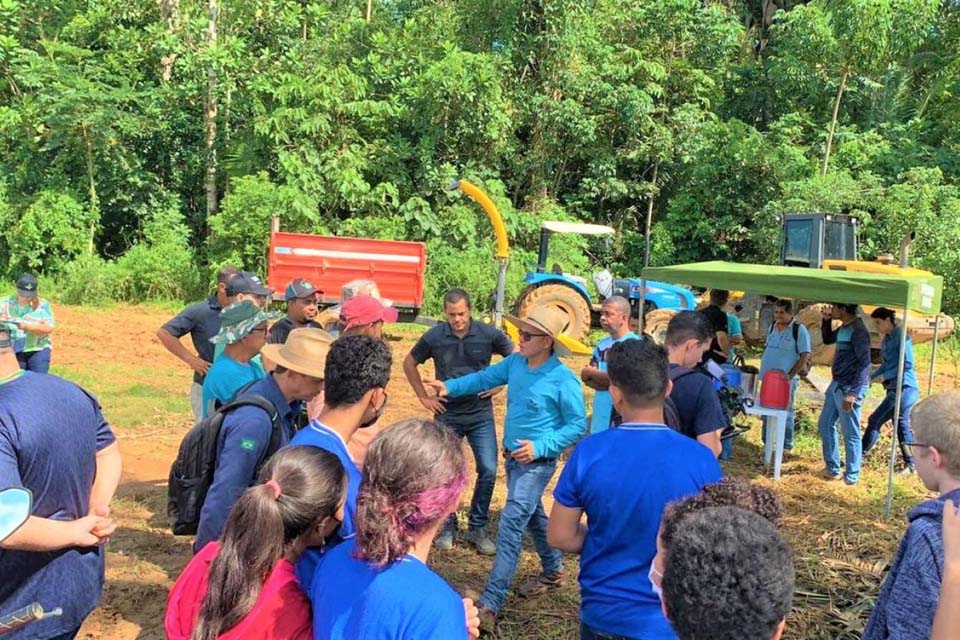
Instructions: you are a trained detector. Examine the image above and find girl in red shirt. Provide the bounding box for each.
[166,446,347,640]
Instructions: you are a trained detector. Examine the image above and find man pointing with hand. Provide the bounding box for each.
[428,305,586,631]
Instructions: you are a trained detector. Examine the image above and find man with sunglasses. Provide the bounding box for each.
[429,305,587,631]
[864,392,960,640]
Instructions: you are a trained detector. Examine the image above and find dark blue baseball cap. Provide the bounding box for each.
[225,271,273,297]
[16,274,38,298]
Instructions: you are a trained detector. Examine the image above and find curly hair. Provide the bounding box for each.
[662,507,794,640]
[323,334,392,408]
[354,418,466,567]
[660,478,782,550]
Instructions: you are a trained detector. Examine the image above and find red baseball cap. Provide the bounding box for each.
[340,295,399,330]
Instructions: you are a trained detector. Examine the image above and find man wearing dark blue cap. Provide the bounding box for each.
[268,278,323,345]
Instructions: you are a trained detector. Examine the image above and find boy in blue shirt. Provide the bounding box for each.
[549,338,723,640]
[290,334,392,587]
[429,305,587,629]
[581,296,640,434]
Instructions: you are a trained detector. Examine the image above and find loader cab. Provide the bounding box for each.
[781,213,858,268]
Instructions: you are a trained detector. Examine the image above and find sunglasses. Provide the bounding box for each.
[519,330,548,342]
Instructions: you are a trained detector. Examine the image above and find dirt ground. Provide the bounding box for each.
[37,303,958,639]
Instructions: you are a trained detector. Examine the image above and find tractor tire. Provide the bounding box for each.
[644,309,677,345]
[516,285,592,341]
[795,303,836,366]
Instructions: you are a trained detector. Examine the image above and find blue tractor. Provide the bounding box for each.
[514,221,697,341]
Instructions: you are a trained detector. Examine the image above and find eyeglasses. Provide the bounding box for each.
[904,442,934,455]
[519,330,548,342]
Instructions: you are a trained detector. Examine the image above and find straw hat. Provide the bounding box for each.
[261,328,334,379]
[504,305,572,356]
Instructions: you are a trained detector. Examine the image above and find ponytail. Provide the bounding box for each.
[193,447,346,640]
[355,418,466,567]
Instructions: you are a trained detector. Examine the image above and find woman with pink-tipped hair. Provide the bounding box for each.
[309,418,480,639]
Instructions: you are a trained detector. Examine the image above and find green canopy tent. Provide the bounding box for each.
[639,261,945,517]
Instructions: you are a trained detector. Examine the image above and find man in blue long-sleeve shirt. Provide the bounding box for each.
[429,305,587,629]
[818,303,872,485]
[194,328,332,551]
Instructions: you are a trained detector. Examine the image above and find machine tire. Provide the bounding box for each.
[644,309,677,345]
[795,303,836,366]
[517,284,592,341]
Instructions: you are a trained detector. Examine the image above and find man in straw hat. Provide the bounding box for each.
[201,300,280,418]
[194,328,333,551]
[429,305,587,629]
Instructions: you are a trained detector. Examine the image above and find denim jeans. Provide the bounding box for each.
[863,385,919,467]
[818,381,868,483]
[479,458,563,613]
[16,347,51,373]
[580,622,629,640]
[440,418,499,532]
[762,377,799,450]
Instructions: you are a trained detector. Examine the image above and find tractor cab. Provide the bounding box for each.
[780,213,858,268]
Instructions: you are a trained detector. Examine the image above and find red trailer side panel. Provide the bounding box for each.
[267,232,426,310]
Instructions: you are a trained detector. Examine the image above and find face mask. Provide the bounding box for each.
[358,392,388,429]
[648,563,664,602]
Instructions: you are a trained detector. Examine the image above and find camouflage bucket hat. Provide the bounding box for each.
[210,300,280,345]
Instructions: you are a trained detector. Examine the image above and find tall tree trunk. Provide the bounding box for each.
[159,0,180,82]
[366,0,373,22]
[821,68,849,176]
[81,124,99,255]
[643,162,659,268]
[204,0,219,222]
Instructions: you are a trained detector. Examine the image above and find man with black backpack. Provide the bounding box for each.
[760,299,811,454]
[190,328,332,551]
[663,311,724,457]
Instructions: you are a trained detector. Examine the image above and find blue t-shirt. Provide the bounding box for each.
[589,332,641,434]
[760,321,812,378]
[311,541,467,640]
[726,313,742,360]
[668,364,726,439]
[554,424,723,638]
[201,353,266,417]
[0,371,117,640]
[290,421,363,588]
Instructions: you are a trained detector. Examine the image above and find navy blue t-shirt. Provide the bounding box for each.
[0,372,116,640]
[311,540,467,640]
[162,294,223,383]
[554,424,722,638]
[669,364,726,439]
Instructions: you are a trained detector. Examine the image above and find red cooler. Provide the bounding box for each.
[759,370,791,410]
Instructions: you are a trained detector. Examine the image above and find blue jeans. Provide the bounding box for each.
[581,622,629,640]
[441,418,498,532]
[818,381,868,483]
[16,347,51,373]
[863,385,919,467]
[479,458,563,613]
[762,377,799,451]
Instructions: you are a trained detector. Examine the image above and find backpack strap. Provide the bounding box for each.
[792,321,801,356]
[215,394,284,470]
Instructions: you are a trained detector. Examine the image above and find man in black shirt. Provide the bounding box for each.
[157,265,238,420]
[699,289,730,365]
[403,288,515,554]
[268,278,322,345]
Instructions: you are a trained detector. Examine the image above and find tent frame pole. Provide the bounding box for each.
[639,278,647,334]
[884,308,910,518]
[928,315,940,397]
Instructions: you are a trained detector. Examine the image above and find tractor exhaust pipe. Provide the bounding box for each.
[899,231,916,268]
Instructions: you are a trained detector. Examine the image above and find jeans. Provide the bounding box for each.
[440,418,498,532]
[863,385,919,467]
[762,377,799,450]
[479,458,563,613]
[16,347,51,373]
[581,622,629,640]
[818,381,868,483]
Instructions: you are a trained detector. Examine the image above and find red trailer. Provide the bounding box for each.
[266,231,426,319]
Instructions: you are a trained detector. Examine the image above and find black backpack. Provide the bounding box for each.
[663,366,701,437]
[167,394,282,535]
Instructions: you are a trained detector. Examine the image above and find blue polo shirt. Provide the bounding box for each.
[311,541,467,640]
[554,423,723,639]
[444,352,586,459]
[0,371,117,640]
[873,326,918,390]
[589,332,640,434]
[162,294,223,383]
[409,320,515,427]
[201,353,266,417]
[760,321,812,378]
[194,375,300,551]
[291,421,363,590]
